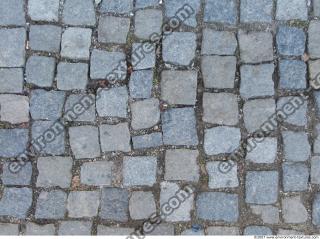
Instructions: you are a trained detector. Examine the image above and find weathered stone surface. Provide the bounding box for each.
[67,191,100,218]
[129,191,156,219]
[309,60,320,87]
[241,0,273,23]
[0,68,24,93]
[29,25,61,52]
[1,162,32,185]
[132,132,163,149]
[201,29,237,55]
[0,0,25,26]
[282,131,310,162]
[278,229,304,235]
[131,98,160,130]
[62,0,96,26]
[97,226,134,235]
[313,193,320,225]
[129,70,153,99]
[276,0,308,20]
[181,228,204,235]
[81,161,113,186]
[0,94,29,124]
[98,16,130,44]
[58,221,92,235]
[246,137,277,164]
[0,223,19,235]
[35,190,67,219]
[64,94,96,122]
[282,196,308,223]
[26,56,55,87]
[57,62,88,90]
[204,0,237,24]
[250,205,279,224]
[279,60,307,89]
[28,0,60,21]
[132,43,156,70]
[100,123,131,152]
[311,156,320,184]
[0,129,28,157]
[25,223,55,235]
[207,161,239,188]
[100,0,133,14]
[207,226,239,235]
[277,97,307,126]
[309,21,320,58]
[315,0,320,17]
[135,0,159,9]
[148,224,174,235]
[244,226,272,235]
[135,9,162,39]
[276,26,306,56]
[283,163,309,192]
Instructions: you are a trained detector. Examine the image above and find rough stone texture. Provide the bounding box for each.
[207,161,239,188]
[100,0,133,14]
[250,205,279,224]
[57,62,88,90]
[148,224,174,235]
[246,137,277,164]
[308,21,320,59]
[282,196,308,223]
[29,25,61,53]
[162,32,196,66]
[135,9,162,39]
[240,0,273,23]
[239,31,273,63]
[0,224,19,235]
[81,161,113,186]
[58,221,92,235]
[129,70,153,99]
[240,64,275,99]
[36,157,72,188]
[313,193,320,225]
[129,191,156,219]
[283,163,309,192]
[279,60,307,89]
[132,132,163,149]
[244,226,272,235]
[67,191,100,218]
[35,190,67,219]
[64,94,96,122]
[123,156,157,186]
[69,126,100,159]
[161,70,197,105]
[26,56,55,87]
[204,126,241,155]
[315,0,320,17]
[201,29,237,55]
[181,228,204,235]
[164,149,200,182]
[98,16,130,44]
[100,123,131,152]
[245,171,279,204]
[162,108,198,146]
[276,0,308,20]
[201,55,236,89]
[0,94,29,124]
[28,0,60,21]
[25,223,55,235]
[62,0,96,26]
[282,131,310,162]
[207,226,239,235]
[1,162,32,185]
[204,0,237,24]
[0,129,28,157]
[131,98,160,130]
[277,97,307,126]
[203,93,239,125]
[196,192,239,222]
[0,0,25,26]
[132,43,156,70]
[309,60,320,85]
[276,26,306,56]
[97,226,134,235]
[315,124,320,154]
[311,156,320,184]
[135,0,159,9]
[0,68,24,93]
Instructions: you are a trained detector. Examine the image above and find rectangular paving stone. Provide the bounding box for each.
[0,0,25,26]
[308,21,320,58]
[244,226,272,235]
[25,223,55,235]
[276,0,308,20]
[99,0,133,14]
[277,96,307,126]
[29,25,61,53]
[0,28,26,67]
[0,223,19,235]
[1,161,32,186]
[196,192,239,222]
[0,94,29,124]
[309,60,320,84]
[129,191,156,220]
[97,226,134,235]
[36,157,72,188]
[246,137,277,164]
[100,187,129,221]
[182,228,204,235]
[283,163,309,192]
[0,68,24,93]
[0,187,32,219]
[129,70,153,99]
[207,161,238,188]
[58,221,92,235]
[132,132,163,149]
[26,56,55,87]
[64,94,96,122]
[98,16,130,44]
[57,62,88,90]
[80,161,113,186]
[282,196,308,223]
[240,0,273,23]
[99,123,131,152]
[135,0,159,8]
[276,26,306,56]
[313,193,320,225]
[279,60,307,89]
[201,29,237,55]
[278,229,304,235]
[207,226,239,235]
[0,129,28,157]
[35,190,67,219]
[250,205,279,224]
[204,0,237,24]
[131,98,160,130]
[132,43,156,70]
[28,0,60,21]
[282,131,310,162]
[147,224,174,235]
[315,0,320,16]
[311,156,320,184]
[123,156,157,186]
[62,0,96,26]
[67,191,100,218]
[135,9,162,39]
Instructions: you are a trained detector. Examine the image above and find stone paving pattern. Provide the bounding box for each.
[0,0,320,236]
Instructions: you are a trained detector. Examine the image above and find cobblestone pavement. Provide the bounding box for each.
[1,0,320,236]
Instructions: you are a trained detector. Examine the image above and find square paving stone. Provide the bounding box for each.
[80,161,113,186]
[35,190,67,219]
[161,70,197,105]
[61,27,92,60]
[164,149,200,182]
[129,191,156,220]
[132,43,156,70]
[135,9,162,39]
[279,60,307,89]
[0,129,28,157]
[207,226,239,235]
[67,191,100,218]
[0,224,19,235]
[276,0,308,20]
[196,192,239,222]
[207,161,239,188]
[160,182,194,222]
[1,161,32,185]
[315,0,320,17]
[30,90,65,120]
[32,121,65,155]
[99,0,133,14]
[132,132,163,149]
[277,97,307,126]
[0,68,24,93]
[243,99,276,133]
[240,0,273,23]
[276,26,306,56]
[0,28,26,67]
[201,29,237,55]
[313,193,320,225]
[58,221,92,235]
[162,108,198,146]
[100,187,129,221]
[164,0,201,27]
[90,49,127,80]
[246,137,277,164]
[244,226,272,235]
[162,32,196,66]
[64,94,96,122]
[239,31,273,63]
[69,126,100,159]
[308,21,320,58]
[62,0,96,26]
[0,0,25,26]
[283,163,309,192]
[282,131,310,162]
[97,226,134,235]
[0,94,29,124]
[96,87,128,118]
[57,62,88,90]
[0,187,32,219]
[245,171,279,204]
[135,0,159,8]
[29,25,61,52]
[204,0,237,24]
[25,223,55,235]
[36,157,73,188]
[26,56,55,87]
[131,98,160,130]
[250,205,279,224]
[282,196,308,223]
[123,156,157,186]
[129,70,153,99]
[98,16,130,44]
[240,64,275,99]
[28,0,59,21]
[99,123,131,152]
[203,92,239,125]
[311,156,320,184]
[201,55,236,89]
[204,126,241,155]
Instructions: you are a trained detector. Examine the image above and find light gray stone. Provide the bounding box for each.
[244,226,272,235]
[0,68,24,93]
[250,205,279,224]
[283,163,309,192]
[57,62,88,90]
[135,9,162,39]
[29,25,61,52]
[277,26,306,56]
[135,0,159,8]
[28,0,60,21]
[147,224,174,235]
[308,21,320,59]
[25,223,55,235]
[311,156,320,184]
[129,70,153,99]
[58,221,92,235]
[1,162,32,185]
[314,124,320,154]
[201,29,237,55]
[204,0,237,24]
[181,228,204,235]
[313,193,320,225]
[282,131,310,162]
[278,229,304,235]
[97,226,134,235]
[100,0,133,14]
[309,60,320,86]
[277,97,307,126]
[246,137,277,164]
[276,0,308,20]
[129,191,156,220]
[282,196,308,223]
[279,60,307,89]
[132,132,163,149]
[81,161,113,186]
[131,98,160,130]
[207,161,239,188]
[62,0,96,26]
[0,223,19,235]
[67,191,100,218]
[26,56,55,87]
[35,190,67,219]
[0,129,28,157]
[132,43,156,70]
[64,94,96,122]
[0,0,25,26]
[99,123,131,152]
[98,16,130,44]
[0,94,29,124]
[315,0,320,16]
[241,0,273,23]
[207,226,239,235]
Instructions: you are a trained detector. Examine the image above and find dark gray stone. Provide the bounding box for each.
[283,163,309,192]
[207,161,238,188]
[129,70,153,99]
[35,190,67,219]
[204,0,237,24]
[132,43,156,70]
[308,21,320,58]
[0,68,24,93]
[244,226,272,235]
[132,132,163,149]
[129,191,156,219]
[26,56,55,87]
[29,25,61,53]
[58,221,92,235]
[241,0,273,23]
[67,191,100,218]
[0,0,25,26]
[98,16,130,44]
[100,0,133,14]
[276,0,308,20]
[201,29,237,55]
[99,123,131,152]
[135,9,162,39]
[80,161,113,186]
[56,62,88,90]
[28,0,60,21]
[0,129,28,157]
[1,162,32,185]
[131,98,160,130]
[63,0,96,26]
[282,131,310,162]
[64,94,96,122]
[276,26,306,56]
[279,60,307,89]
[277,97,307,126]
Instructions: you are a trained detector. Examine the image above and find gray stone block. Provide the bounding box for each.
[282,131,310,162]
[129,191,156,220]
[29,25,61,52]
[313,193,320,225]
[283,163,309,192]
[64,94,96,122]
[25,223,55,235]
[0,0,25,26]
[201,29,237,55]
[0,68,24,93]
[147,224,174,235]
[204,126,241,155]
[28,0,60,21]
[99,123,131,152]
[80,161,113,186]
[129,70,153,99]
[311,156,320,184]
[204,0,237,24]
[279,60,307,89]
[132,132,163,149]
[278,229,304,235]
[131,98,160,130]
[67,191,100,218]
[245,171,279,204]
[1,162,32,185]
[244,226,272,235]
[97,226,134,235]
[276,26,306,56]
[135,9,162,39]
[162,108,198,146]
[181,228,204,235]
[0,224,19,235]
[315,124,320,154]
[314,0,320,16]
[276,0,308,20]
[277,97,307,126]
[309,60,320,85]
[282,196,308,223]
[246,137,277,164]
[57,62,88,90]
[63,0,96,26]
[58,221,92,235]
[161,70,197,105]
[132,43,156,70]
[100,0,133,14]
[241,0,273,23]
[36,157,72,188]
[196,192,239,222]
[135,0,159,8]
[123,156,157,186]
[308,21,320,58]
[0,129,28,157]
[35,190,67,219]
[207,226,239,235]
[98,16,130,44]
[207,161,238,188]
[26,56,55,87]
[250,205,279,224]
[0,94,29,124]
[162,32,196,66]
